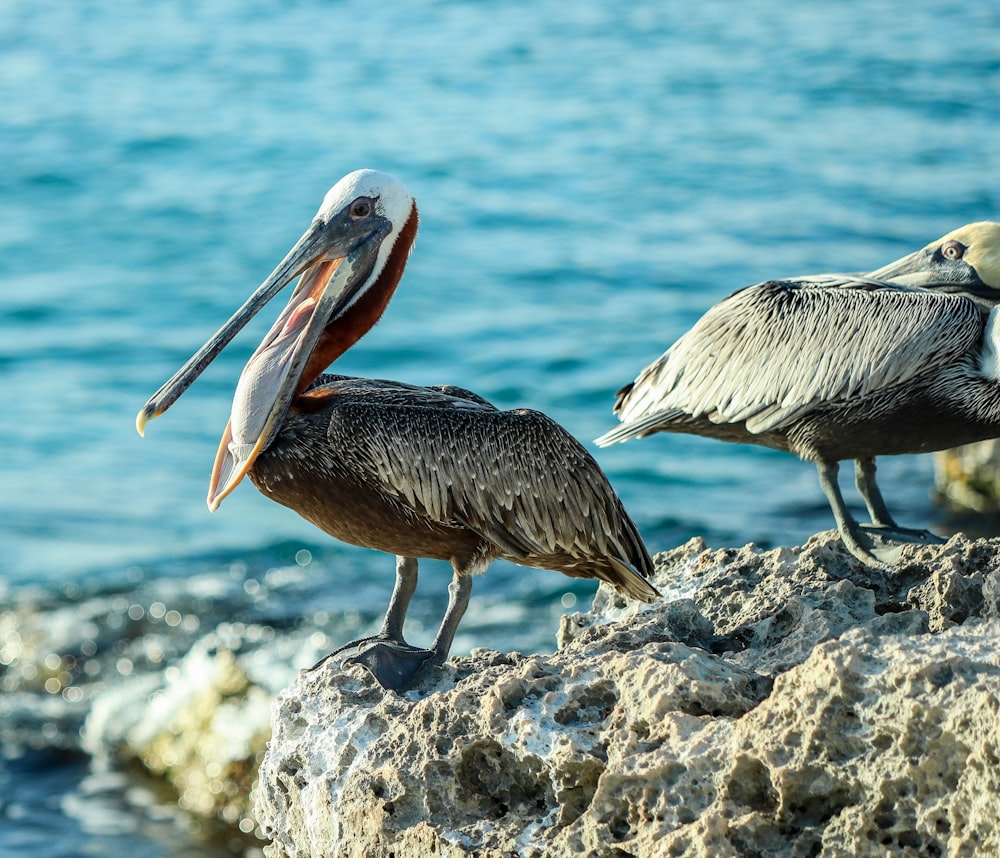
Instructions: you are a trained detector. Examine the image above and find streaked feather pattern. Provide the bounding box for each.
[604,278,984,443]
[593,222,1000,569]
[271,375,657,601]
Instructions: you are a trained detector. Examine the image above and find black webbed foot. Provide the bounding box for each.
[305,635,381,674]
[305,635,440,691]
[343,638,440,691]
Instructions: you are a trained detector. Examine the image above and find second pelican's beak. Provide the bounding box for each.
[870,221,1000,303]
[869,245,958,287]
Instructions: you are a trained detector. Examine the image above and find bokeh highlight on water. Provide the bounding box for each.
[1,0,997,855]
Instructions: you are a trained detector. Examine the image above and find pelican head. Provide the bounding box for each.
[870,221,1000,302]
[136,169,418,509]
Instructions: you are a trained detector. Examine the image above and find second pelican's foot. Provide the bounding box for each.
[343,638,440,691]
[843,524,946,567]
[863,524,947,546]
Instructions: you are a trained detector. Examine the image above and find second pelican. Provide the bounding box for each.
[597,222,1000,566]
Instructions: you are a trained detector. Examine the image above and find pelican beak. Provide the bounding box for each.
[208,240,384,510]
[870,240,994,302]
[137,212,391,510]
[869,246,945,287]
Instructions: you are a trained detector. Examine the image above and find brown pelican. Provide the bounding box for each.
[596,222,1000,567]
[137,169,658,690]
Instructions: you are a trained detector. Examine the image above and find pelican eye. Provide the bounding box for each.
[940,239,966,261]
[350,198,373,219]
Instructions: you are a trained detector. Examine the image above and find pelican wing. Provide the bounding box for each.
[326,392,652,582]
[309,374,499,409]
[609,279,983,438]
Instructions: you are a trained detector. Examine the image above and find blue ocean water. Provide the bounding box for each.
[1,0,997,854]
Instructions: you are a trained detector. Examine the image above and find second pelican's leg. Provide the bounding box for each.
[821,460,945,567]
[816,459,888,568]
[854,457,897,528]
[854,457,946,547]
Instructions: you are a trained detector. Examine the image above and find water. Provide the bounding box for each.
[1,0,997,854]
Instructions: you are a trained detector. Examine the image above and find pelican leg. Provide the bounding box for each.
[854,457,947,548]
[854,457,898,528]
[307,557,428,690]
[428,571,473,662]
[328,555,431,691]
[344,561,473,692]
[380,555,419,639]
[820,460,945,567]
[351,570,473,690]
[308,556,428,689]
[816,459,889,568]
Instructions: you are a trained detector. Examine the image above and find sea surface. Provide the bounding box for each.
[1,0,998,854]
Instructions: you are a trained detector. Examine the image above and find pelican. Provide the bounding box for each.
[137,169,658,690]
[596,222,1000,567]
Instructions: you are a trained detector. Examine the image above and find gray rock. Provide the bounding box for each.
[254,532,1000,858]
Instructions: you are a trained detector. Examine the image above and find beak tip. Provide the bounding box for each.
[136,401,160,437]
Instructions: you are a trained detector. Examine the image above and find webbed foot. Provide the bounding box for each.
[305,635,380,674]
[845,524,947,567]
[306,635,439,691]
[344,638,439,691]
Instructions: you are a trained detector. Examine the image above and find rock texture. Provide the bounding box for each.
[254,532,1000,858]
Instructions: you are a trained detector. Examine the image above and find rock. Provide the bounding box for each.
[254,533,1000,858]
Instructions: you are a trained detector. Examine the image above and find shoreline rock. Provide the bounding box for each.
[253,532,1000,858]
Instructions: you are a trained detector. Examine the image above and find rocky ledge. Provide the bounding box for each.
[253,533,1000,858]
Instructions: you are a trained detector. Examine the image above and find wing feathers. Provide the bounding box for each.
[322,385,653,594]
[607,279,982,440]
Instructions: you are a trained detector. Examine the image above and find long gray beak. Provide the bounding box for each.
[136,217,385,510]
[868,247,939,287]
[136,223,341,436]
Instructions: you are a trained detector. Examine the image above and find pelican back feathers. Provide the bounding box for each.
[266,376,659,603]
[597,279,984,447]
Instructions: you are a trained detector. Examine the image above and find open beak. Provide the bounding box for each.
[137,214,388,510]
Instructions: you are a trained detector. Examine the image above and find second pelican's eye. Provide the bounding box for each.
[941,240,966,260]
[350,199,372,219]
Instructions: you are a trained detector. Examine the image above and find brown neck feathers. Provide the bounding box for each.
[296,202,419,394]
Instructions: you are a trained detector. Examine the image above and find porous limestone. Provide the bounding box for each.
[254,532,1000,858]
